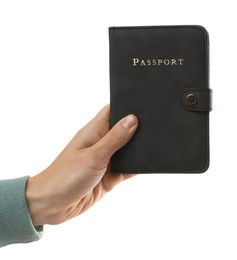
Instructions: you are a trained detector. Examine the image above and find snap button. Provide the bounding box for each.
[186,93,197,105]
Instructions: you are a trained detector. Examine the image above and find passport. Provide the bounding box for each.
[109,25,212,173]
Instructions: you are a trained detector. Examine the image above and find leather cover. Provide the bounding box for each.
[109,25,212,173]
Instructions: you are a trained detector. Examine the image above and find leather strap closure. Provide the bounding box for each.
[180,88,212,112]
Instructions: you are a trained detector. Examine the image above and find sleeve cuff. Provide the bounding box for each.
[0,176,43,247]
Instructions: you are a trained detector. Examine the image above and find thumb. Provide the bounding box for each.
[92,114,138,162]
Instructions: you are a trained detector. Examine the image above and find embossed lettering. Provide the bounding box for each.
[171,59,177,65]
[178,58,184,65]
[132,58,184,66]
[157,59,163,65]
[147,59,151,66]
[133,58,140,66]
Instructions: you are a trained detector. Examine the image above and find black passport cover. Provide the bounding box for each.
[109,25,212,173]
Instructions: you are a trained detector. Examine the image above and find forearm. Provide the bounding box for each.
[0,176,43,247]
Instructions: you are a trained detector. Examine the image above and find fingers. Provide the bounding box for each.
[69,105,111,149]
[91,114,139,163]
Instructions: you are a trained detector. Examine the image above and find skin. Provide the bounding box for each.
[26,105,138,226]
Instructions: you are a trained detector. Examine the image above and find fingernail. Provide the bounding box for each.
[122,115,137,129]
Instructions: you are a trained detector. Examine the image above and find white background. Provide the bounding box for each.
[0,0,236,259]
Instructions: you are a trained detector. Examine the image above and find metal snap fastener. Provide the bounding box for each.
[186,93,197,105]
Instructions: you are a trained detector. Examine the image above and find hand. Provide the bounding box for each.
[26,105,138,226]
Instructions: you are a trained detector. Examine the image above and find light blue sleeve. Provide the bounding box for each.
[0,176,43,247]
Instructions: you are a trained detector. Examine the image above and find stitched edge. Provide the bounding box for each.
[110,25,210,173]
[109,25,204,29]
[111,169,208,174]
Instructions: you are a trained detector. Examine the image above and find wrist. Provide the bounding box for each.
[25,175,49,226]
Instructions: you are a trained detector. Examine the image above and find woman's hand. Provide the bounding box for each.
[26,105,138,226]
